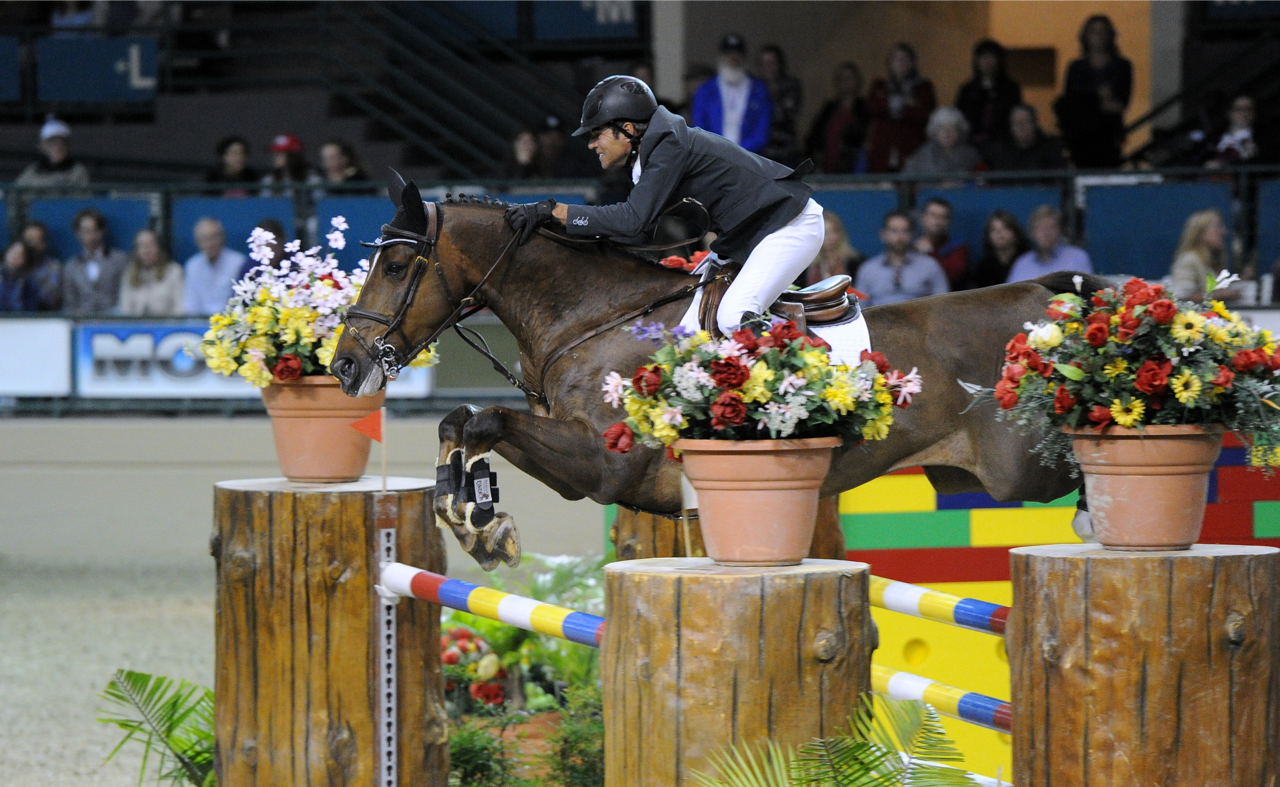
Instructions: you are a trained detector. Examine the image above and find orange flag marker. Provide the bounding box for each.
[351,409,383,442]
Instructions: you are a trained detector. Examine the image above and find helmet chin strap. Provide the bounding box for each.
[610,122,642,168]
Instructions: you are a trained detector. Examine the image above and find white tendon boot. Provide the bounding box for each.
[1071,508,1097,543]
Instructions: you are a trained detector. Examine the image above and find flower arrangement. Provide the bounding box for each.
[197,217,437,388]
[601,319,921,454]
[994,273,1280,469]
[440,625,509,707]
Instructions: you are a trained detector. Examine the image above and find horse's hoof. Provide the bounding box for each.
[471,549,501,572]
[1071,509,1097,543]
[481,513,521,569]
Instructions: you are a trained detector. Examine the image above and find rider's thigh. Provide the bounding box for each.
[716,200,825,334]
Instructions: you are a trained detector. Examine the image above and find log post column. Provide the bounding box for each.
[602,558,872,787]
[212,477,447,787]
[1008,543,1280,786]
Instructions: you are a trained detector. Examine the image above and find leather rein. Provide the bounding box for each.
[342,200,721,408]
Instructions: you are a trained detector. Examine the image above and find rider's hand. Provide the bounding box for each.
[505,199,558,245]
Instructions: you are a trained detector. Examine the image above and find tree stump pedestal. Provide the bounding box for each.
[602,558,873,787]
[212,477,447,787]
[1008,543,1280,786]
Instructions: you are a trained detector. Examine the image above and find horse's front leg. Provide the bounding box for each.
[433,404,485,554]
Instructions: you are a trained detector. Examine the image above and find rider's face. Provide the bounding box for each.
[587,125,633,170]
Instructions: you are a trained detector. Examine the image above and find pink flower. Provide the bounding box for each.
[778,373,806,395]
[885,367,922,407]
[601,371,628,408]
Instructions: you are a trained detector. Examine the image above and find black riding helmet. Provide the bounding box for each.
[572,75,658,137]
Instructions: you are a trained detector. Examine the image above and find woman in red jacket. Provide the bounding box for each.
[865,43,936,173]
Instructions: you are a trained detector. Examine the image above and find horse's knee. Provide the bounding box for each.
[439,404,478,445]
[462,407,509,453]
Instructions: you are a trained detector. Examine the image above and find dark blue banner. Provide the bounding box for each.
[37,37,158,102]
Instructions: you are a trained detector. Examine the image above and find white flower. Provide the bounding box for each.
[601,371,628,408]
[1072,274,1083,293]
[672,362,714,401]
[284,239,301,253]
[1027,323,1064,351]
[716,339,747,359]
[779,372,806,395]
[660,405,684,426]
[326,230,347,250]
[1214,269,1240,290]
[330,215,350,231]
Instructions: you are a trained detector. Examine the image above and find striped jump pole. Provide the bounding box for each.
[869,575,1009,636]
[871,664,1012,733]
[378,562,606,648]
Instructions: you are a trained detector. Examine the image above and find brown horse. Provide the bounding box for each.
[332,184,1087,570]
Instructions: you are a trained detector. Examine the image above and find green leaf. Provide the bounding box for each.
[694,740,794,787]
[1054,364,1086,381]
[1050,293,1083,306]
[97,670,215,787]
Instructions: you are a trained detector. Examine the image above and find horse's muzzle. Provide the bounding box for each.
[331,353,384,398]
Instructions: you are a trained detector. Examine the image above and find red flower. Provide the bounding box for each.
[441,649,460,666]
[1085,323,1109,348]
[804,334,831,350]
[710,391,747,429]
[659,255,690,269]
[1122,278,1159,306]
[1121,277,1146,297]
[470,681,505,706]
[1134,358,1172,395]
[709,357,750,389]
[860,350,891,373]
[1233,349,1263,372]
[632,365,664,397]
[691,250,711,266]
[1147,299,1176,324]
[603,422,635,453]
[1114,308,1142,342]
[665,445,683,462]
[730,328,759,354]
[1268,351,1280,373]
[1045,306,1072,321]
[1091,294,1108,307]
[271,353,302,381]
[1002,363,1027,384]
[1054,385,1077,415]
[1088,405,1112,427]
[994,378,1020,409]
[1085,310,1111,327]
[1004,333,1028,363]
[1210,365,1235,388]
[762,320,805,348]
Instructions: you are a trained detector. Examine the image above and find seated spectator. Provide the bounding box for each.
[984,104,1067,171]
[854,210,949,305]
[956,39,1022,148]
[757,44,802,165]
[1169,209,1236,301]
[913,197,969,289]
[903,106,985,175]
[970,210,1032,288]
[119,228,183,316]
[0,243,40,312]
[804,211,864,285]
[1054,15,1132,169]
[534,116,591,179]
[18,220,62,310]
[492,128,538,180]
[205,136,260,195]
[691,33,772,153]
[261,134,313,193]
[1206,95,1270,168]
[237,218,288,280]
[865,43,936,173]
[317,139,370,190]
[15,116,90,189]
[183,217,246,315]
[805,62,870,174]
[62,208,128,314]
[1007,205,1093,282]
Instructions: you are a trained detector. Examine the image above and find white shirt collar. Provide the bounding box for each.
[631,157,642,185]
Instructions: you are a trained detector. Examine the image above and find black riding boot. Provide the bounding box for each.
[739,311,771,338]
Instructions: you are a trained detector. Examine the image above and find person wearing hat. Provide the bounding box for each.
[15,116,90,188]
[505,76,823,337]
[261,134,318,196]
[689,33,773,154]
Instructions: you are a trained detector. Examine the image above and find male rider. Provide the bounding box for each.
[505,76,824,336]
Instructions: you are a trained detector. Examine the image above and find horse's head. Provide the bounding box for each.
[331,180,467,397]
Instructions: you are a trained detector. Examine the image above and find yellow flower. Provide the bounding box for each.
[1250,446,1280,468]
[202,341,239,376]
[257,286,276,303]
[822,380,856,415]
[1170,369,1202,405]
[862,414,893,441]
[1103,359,1129,379]
[1027,323,1064,351]
[243,335,271,355]
[1109,398,1145,427]
[209,313,234,330]
[316,326,343,369]
[624,396,649,420]
[1204,323,1232,346]
[237,360,275,388]
[408,344,439,368]
[875,389,893,406]
[1170,311,1206,344]
[247,305,275,334]
[1210,300,1238,322]
[740,360,775,403]
[693,330,713,348]
[1065,321,1083,335]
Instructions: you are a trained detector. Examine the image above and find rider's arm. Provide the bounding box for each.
[562,132,689,239]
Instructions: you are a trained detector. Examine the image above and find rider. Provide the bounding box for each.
[505,76,825,336]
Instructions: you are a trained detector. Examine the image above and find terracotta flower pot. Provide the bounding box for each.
[260,375,385,483]
[1068,424,1223,551]
[676,437,841,566]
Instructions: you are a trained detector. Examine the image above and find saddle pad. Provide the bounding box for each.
[678,290,871,367]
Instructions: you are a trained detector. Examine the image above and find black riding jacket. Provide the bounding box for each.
[563,107,814,262]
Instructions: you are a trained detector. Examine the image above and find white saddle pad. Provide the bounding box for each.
[678,290,871,367]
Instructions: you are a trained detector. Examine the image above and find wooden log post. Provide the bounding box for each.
[1008,544,1280,786]
[610,497,845,560]
[212,477,448,787]
[602,558,873,787]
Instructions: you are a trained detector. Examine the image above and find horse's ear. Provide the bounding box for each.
[401,181,427,232]
[387,168,407,208]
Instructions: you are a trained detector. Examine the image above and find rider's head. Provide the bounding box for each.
[573,76,657,170]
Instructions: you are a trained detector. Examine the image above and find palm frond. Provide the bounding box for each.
[791,735,897,787]
[97,670,216,787]
[692,740,793,787]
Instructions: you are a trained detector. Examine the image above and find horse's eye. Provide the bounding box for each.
[384,261,408,278]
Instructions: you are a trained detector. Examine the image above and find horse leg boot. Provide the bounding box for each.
[451,408,528,570]
[434,405,481,552]
[1071,484,1096,542]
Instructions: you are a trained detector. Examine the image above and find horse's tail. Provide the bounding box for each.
[1033,271,1112,297]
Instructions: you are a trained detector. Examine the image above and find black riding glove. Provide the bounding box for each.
[505,198,557,245]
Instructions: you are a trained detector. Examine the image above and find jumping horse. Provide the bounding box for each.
[332,182,1090,570]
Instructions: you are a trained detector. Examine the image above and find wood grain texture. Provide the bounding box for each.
[602,558,872,787]
[212,478,448,787]
[611,497,845,560]
[1008,544,1280,787]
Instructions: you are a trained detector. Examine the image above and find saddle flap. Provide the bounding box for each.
[778,275,852,306]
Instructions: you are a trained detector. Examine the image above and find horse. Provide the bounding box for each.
[331,182,1088,570]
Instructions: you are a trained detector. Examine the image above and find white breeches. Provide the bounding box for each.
[715,198,825,335]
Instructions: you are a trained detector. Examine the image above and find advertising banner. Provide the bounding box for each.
[36,36,158,102]
[0,319,73,396]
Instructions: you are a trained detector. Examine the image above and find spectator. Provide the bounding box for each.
[970,210,1032,288]
[865,43,936,173]
[805,211,865,286]
[1007,205,1092,282]
[1169,209,1235,301]
[1206,95,1269,168]
[691,33,772,153]
[983,104,1067,171]
[902,106,985,175]
[913,197,970,289]
[119,228,183,316]
[805,62,870,174]
[62,208,128,314]
[492,128,538,180]
[237,218,288,280]
[534,116,591,179]
[15,116,90,189]
[677,63,715,125]
[183,217,246,315]
[261,133,313,192]
[757,44,802,165]
[854,210,949,305]
[18,220,62,310]
[205,135,260,195]
[317,139,369,189]
[955,39,1023,148]
[0,243,41,312]
[1054,15,1132,169]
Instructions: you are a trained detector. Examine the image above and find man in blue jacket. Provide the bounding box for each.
[690,33,773,154]
[506,76,823,337]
